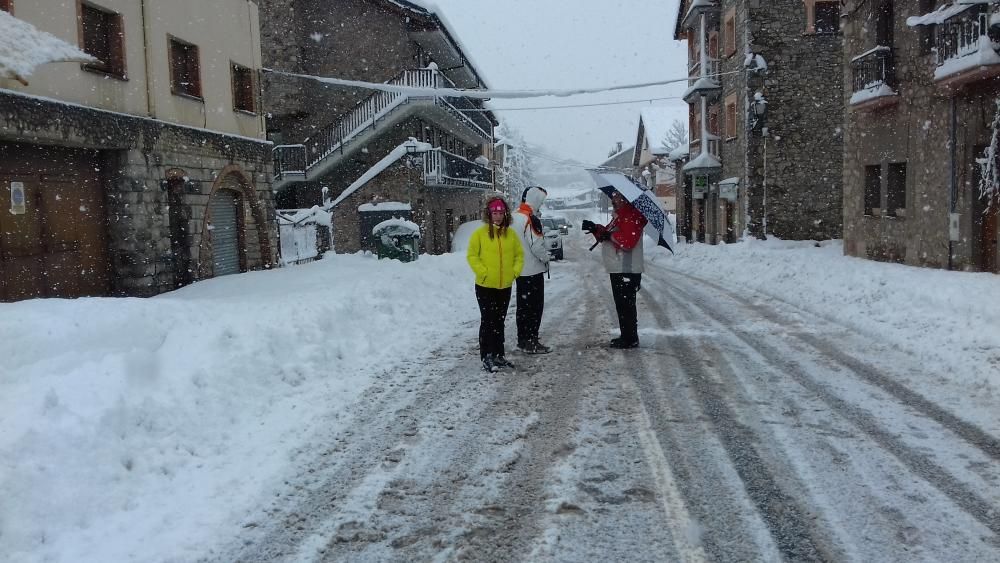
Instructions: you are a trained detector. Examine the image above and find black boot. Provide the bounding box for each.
[482,355,498,372]
[494,355,515,369]
[609,337,639,349]
[528,339,551,354]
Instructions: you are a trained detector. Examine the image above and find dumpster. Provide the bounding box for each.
[373,218,421,262]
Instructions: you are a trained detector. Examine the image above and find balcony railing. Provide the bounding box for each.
[273,144,306,177]
[273,68,492,182]
[422,148,493,189]
[850,46,896,93]
[935,7,996,67]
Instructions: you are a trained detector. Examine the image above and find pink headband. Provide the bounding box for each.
[488,201,506,212]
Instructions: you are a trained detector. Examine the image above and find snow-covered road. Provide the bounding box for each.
[215,231,1000,562]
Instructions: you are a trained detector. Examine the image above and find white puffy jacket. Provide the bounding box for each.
[511,187,550,277]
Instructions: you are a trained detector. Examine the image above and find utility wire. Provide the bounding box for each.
[475,96,685,112]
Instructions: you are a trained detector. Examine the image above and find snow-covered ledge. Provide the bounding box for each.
[849,83,898,110]
[934,35,1000,89]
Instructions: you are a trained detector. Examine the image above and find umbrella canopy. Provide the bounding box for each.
[588,169,674,253]
[0,10,96,85]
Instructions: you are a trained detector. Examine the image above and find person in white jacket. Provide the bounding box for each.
[511,186,552,354]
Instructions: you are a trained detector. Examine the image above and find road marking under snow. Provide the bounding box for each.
[619,371,708,563]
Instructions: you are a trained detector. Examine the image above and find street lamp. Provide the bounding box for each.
[751,91,768,133]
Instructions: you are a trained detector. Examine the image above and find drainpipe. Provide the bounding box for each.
[140,0,155,118]
[949,96,956,270]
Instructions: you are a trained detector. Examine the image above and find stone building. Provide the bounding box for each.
[843,0,999,273]
[0,0,276,302]
[673,0,844,244]
[259,0,497,255]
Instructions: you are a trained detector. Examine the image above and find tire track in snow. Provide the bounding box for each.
[658,268,1000,541]
[665,266,1000,463]
[632,288,836,562]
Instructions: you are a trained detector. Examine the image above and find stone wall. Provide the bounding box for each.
[746,0,844,240]
[0,91,276,297]
[330,163,487,255]
[259,0,420,144]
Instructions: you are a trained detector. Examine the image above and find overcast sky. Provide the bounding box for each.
[429,0,689,166]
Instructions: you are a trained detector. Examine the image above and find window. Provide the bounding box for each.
[724,9,737,57]
[708,31,719,59]
[80,2,126,78]
[886,162,907,216]
[708,105,720,137]
[917,0,936,54]
[231,63,255,113]
[814,1,840,34]
[864,164,882,215]
[169,37,201,99]
[0,0,12,13]
[725,94,738,139]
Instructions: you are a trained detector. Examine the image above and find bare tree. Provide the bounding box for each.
[660,119,689,153]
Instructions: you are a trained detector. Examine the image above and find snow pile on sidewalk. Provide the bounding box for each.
[0,252,477,562]
[655,239,1000,395]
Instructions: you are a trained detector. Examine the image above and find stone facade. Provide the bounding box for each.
[676,0,844,244]
[0,92,276,298]
[330,164,485,255]
[260,0,497,256]
[842,0,1000,273]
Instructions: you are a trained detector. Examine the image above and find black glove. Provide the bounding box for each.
[581,220,596,233]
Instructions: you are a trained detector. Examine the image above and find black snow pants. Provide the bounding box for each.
[515,273,545,346]
[475,284,512,360]
[610,273,642,343]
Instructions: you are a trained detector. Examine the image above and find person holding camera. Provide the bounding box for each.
[582,191,647,349]
[467,197,524,372]
[512,186,552,355]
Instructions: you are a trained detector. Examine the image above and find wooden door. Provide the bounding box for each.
[0,143,110,301]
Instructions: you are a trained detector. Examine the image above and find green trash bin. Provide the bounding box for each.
[373,219,421,262]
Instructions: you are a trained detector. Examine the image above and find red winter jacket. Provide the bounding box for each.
[605,202,647,251]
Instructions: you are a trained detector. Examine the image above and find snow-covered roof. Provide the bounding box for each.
[328,139,432,209]
[668,146,690,161]
[359,202,412,212]
[383,0,489,88]
[0,10,96,85]
[639,107,680,156]
[682,151,722,174]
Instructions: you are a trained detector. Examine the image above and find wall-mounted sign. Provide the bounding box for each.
[9,181,26,215]
[692,176,708,199]
[719,178,739,201]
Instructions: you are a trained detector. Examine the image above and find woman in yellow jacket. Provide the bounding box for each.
[467,197,524,372]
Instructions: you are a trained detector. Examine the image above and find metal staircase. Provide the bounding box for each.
[272,67,492,191]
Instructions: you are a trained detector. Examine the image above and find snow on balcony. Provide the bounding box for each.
[934,34,1000,82]
[850,83,898,106]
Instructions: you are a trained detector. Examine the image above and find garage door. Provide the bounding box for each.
[209,189,241,276]
[0,143,110,301]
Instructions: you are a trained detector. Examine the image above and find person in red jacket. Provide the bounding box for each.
[582,191,647,348]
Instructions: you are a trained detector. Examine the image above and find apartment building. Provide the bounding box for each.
[260,0,498,255]
[673,0,844,244]
[0,0,276,301]
[844,0,999,272]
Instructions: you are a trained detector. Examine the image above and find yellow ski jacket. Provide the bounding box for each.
[466,223,524,289]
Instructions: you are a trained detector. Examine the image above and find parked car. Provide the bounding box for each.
[551,216,571,234]
[540,218,564,260]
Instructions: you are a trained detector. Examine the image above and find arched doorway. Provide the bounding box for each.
[208,188,241,276]
[198,166,273,280]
